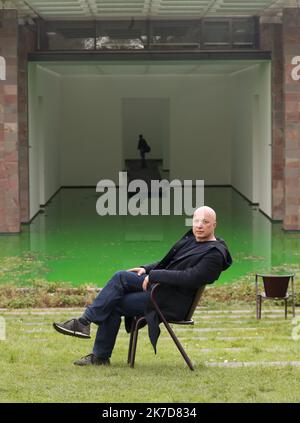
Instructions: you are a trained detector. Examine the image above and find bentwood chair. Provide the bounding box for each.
[127,283,206,371]
[255,274,295,319]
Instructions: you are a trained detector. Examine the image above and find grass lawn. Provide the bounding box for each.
[1,305,300,403]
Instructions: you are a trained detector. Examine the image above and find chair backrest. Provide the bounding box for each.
[260,275,292,298]
[185,285,206,321]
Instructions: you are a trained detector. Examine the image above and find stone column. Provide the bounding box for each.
[260,22,285,221]
[0,10,20,233]
[283,8,300,230]
[18,25,36,223]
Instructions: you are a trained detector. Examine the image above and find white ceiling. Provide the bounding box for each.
[4,0,300,20]
[38,60,265,76]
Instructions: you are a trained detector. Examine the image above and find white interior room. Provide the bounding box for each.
[28,59,272,220]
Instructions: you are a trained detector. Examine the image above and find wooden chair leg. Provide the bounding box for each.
[160,318,194,371]
[150,295,195,370]
[127,318,136,364]
[129,317,145,368]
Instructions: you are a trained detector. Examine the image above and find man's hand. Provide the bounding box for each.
[127,267,146,276]
[142,275,150,291]
[127,267,149,290]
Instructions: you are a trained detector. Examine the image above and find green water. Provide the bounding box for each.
[1,187,300,287]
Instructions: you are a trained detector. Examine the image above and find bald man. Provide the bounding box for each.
[53,206,232,366]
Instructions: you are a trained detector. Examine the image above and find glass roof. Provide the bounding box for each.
[4,0,299,20]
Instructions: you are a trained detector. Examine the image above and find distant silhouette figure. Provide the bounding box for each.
[137,134,150,168]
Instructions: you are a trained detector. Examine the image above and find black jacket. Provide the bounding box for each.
[125,229,232,352]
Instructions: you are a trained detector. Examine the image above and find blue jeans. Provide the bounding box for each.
[83,271,151,360]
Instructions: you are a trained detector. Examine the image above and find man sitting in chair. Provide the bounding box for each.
[53,206,232,366]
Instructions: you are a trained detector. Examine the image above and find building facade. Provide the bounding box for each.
[1,5,300,232]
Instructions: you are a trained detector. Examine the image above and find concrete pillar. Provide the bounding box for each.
[260,23,285,221]
[283,8,300,230]
[0,10,20,233]
[18,25,36,223]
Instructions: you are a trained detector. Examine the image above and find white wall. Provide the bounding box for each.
[37,67,61,204]
[28,63,39,219]
[256,62,272,217]
[230,62,272,217]
[60,77,122,185]
[28,61,271,218]
[60,75,231,185]
[28,64,62,219]
[169,76,231,183]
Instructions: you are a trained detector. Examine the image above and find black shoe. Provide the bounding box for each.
[53,318,91,339]
[73,354,110,366]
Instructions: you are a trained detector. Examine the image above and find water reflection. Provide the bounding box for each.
[0,188,300,286]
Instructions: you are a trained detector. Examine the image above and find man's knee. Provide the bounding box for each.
[110,270,129,282]
[110,270,141,290]
[113,270,128,280]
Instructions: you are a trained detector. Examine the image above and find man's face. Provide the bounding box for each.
[192,210,216,242]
